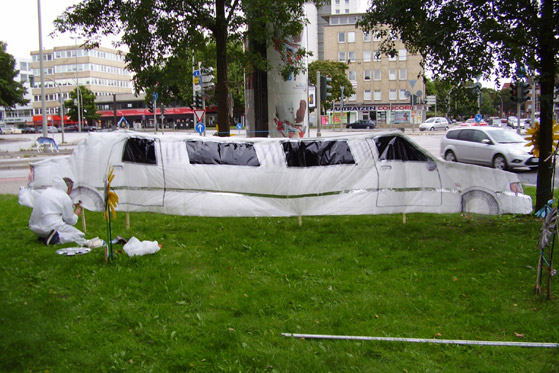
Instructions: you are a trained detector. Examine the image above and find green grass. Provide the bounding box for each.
[1,189,558,371]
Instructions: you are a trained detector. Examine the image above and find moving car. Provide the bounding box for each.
[19,131,532,217]
[461,118,489,126]
[419,117,450,131]
[441,126,538,171]
[346,119,376,129]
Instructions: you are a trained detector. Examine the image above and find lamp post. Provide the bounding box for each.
[37,0,47,137]
[44,77,65,143]
[70,36,82,132]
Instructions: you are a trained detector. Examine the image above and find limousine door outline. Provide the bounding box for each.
[108,137,165,208]
[374,135,442,208]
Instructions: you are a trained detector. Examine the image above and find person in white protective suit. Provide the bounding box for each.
[29,177,86,246]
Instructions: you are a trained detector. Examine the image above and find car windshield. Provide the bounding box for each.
[489,130,525,144]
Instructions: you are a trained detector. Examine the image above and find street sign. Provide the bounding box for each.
[193,69,202,91]
[475,114,482,122]
[196,122,205,134]
[194,109,205,122]
[425,95,436,104]
[236,123,242,129]
[153,92,158,102]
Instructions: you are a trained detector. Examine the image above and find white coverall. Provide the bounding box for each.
[29,177,86,245]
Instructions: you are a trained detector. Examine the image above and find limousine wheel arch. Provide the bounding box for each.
[70,186,105,211]
[461,190,500,215]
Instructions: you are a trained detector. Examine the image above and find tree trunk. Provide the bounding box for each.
[535,0,557,212]
[215,0,231,137]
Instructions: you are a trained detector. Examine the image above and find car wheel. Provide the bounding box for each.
[445,126,449,131]
[429,127,435,131]
[444,150,457,162]
[461,190,500,215]
[492,154,508,171]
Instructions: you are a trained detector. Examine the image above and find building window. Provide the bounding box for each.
[374,69,382,80]
[389,69,397,80]
[348,70,357,81]
[363,70,371,81]
[373,51,381,61]
[363,31,371,42]
[364,90,372,101]
[338,51,346,62]
[348,51,356,63]
[399,69,408,80]
[349,93,356,101]
[374,90,382,101]
[373,32,382,41]
[388,53,397,62]
[363,50,371,62]
[399,89,408,100]
[347,31,355,43]
[389,89,397,100]
[399,49,407,61]
[338,32,345,43]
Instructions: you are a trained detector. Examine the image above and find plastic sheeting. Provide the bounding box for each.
[19,130,533,217]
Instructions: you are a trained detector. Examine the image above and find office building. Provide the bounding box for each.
[30,45,133,120]
[321,12,425,126]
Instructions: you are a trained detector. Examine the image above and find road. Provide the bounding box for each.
[0,128,542,196]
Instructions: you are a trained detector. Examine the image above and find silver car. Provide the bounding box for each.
[440,127,538,170]
[419,117,450,131]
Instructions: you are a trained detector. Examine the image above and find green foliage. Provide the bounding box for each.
[308,60,354,110]
[357,0,559,211]
[53,0,326,136]
[1,193,558,371]
[0,41,29,109]
[63,86,99,125]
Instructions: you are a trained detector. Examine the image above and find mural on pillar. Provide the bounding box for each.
[268,32,308,138]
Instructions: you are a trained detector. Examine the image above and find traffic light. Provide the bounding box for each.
[320,76,332,101]
[147,100,154,113]
[193,93,203,108]
[520,82,530,103]
[510,82,518,103]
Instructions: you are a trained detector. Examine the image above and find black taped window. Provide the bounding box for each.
[282,140,355,167]
[122,138,157,164]
[374,136,429,162]
[185,141,260,166]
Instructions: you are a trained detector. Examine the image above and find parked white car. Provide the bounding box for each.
[419,117,450,131]
[441,126,538,170]
[19,131,532,216]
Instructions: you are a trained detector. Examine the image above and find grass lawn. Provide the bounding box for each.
[1,189,558,371]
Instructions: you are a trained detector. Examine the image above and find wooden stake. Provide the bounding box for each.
[298,216,302,227]
[81,208,86,233]
[126,211,130,231]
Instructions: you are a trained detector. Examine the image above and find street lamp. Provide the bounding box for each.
[70,36,82,132]
[43,77,65,143]
[37,0,47,137]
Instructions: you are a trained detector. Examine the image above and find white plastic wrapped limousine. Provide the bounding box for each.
[18,130,532,217]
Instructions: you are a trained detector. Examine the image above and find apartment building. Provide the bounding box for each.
[30,45,133,118]
[321,13,426,126]
[0,58,34,126]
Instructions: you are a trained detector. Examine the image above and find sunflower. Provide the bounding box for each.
[525,120,559,158]
[104,165,119,221]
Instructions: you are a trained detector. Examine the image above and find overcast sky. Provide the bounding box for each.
[0,0,117,59]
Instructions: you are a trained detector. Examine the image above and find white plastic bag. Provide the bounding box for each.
[122,236,160,256]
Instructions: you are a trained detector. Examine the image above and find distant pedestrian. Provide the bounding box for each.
[28,177,86,246]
